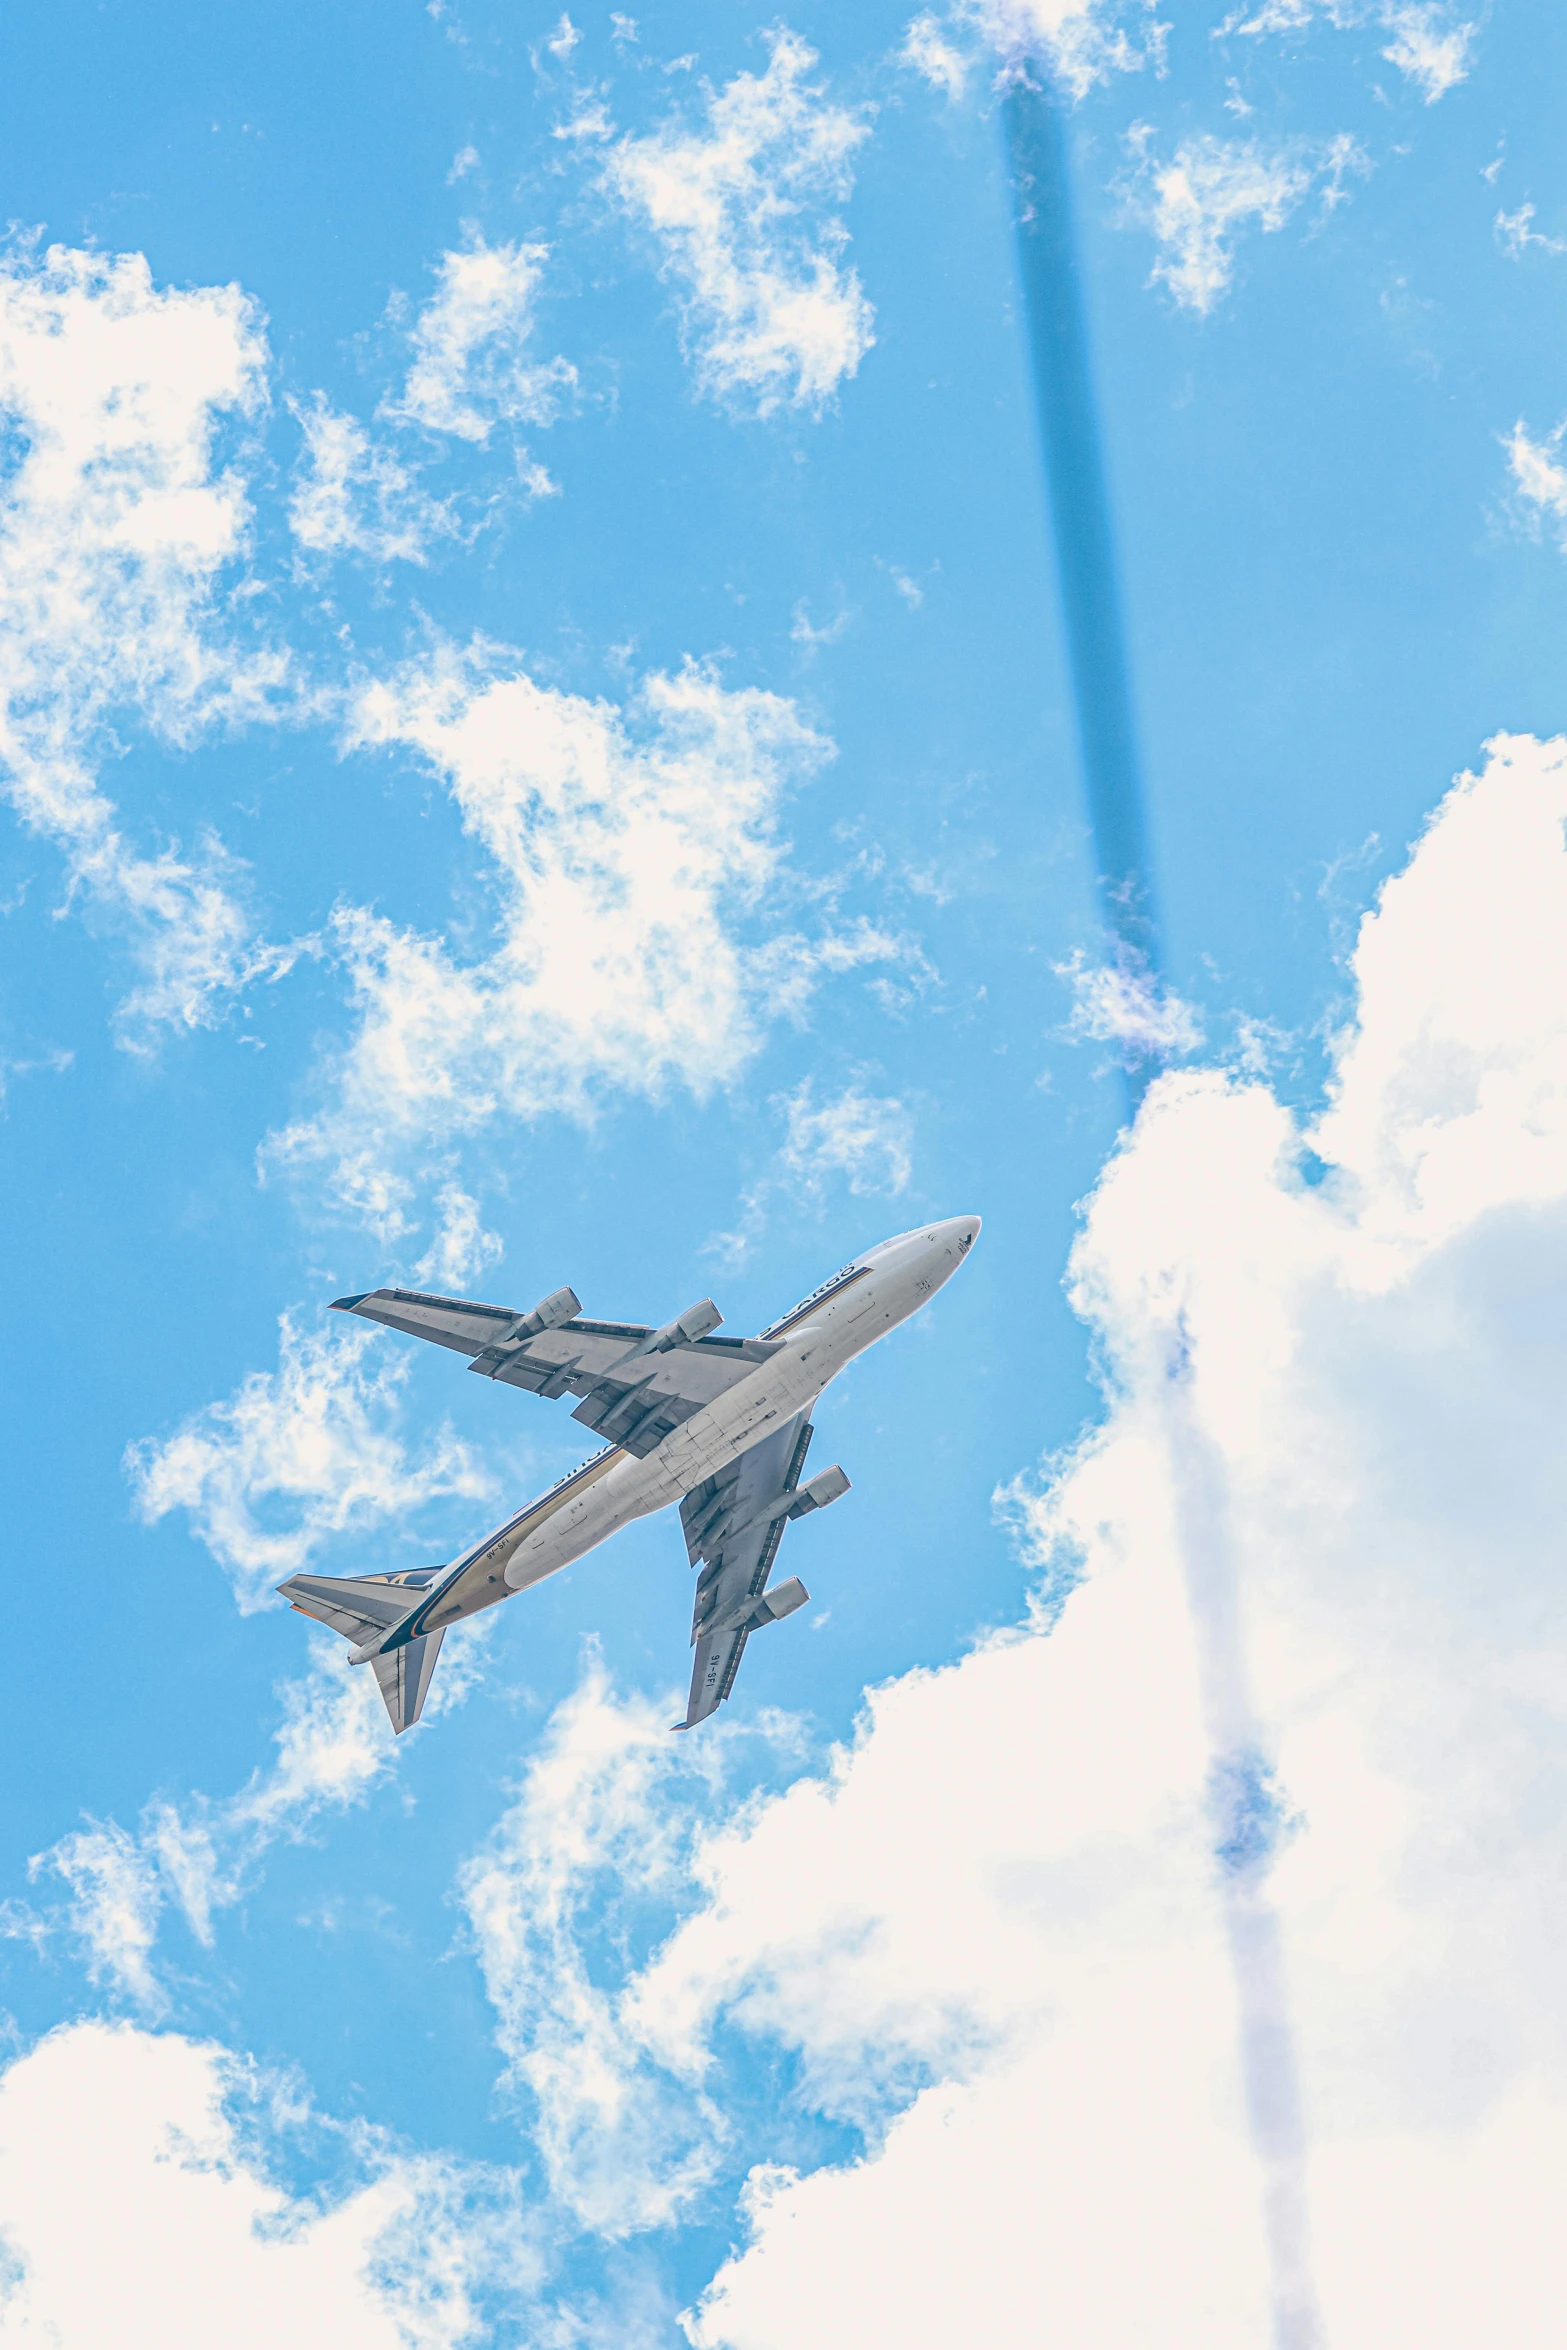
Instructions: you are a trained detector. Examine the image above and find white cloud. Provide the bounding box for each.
[265,641,903,1240]
[412,1181,505,1292]
[1377,1,1475,100]
[603,30,874,418]
[898,13,971,100]
[455,735,1567,2348]
[458,1654,733,2234]
[0,2023,539,2347]
[902,2,1167,104]
[124,1310,490,1613]
[389,233,576,461]
[288,395,457,567]
[0,239,294,1039]
[1057,946,1204,1060]
[1218,1,1477,106]
[1495,202,1567,261]
[1218,0,1316,24]
[706,1080,914,1267]
[1121,126,1367,314]
[39,1821,165,2008]
[777,1080,913,1198]
[1504,418,1567,550]
[789,599,852,653]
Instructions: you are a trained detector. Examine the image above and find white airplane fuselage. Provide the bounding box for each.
[384,1217,979,1647]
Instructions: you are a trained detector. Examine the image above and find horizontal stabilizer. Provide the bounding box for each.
[278,1568,439,1643]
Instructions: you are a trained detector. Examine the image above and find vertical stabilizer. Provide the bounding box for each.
[370,1629,445,1734]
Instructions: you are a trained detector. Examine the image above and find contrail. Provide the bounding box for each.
[1003,72,1326,2347]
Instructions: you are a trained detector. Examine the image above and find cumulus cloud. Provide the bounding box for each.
[0,2023,539,2346]
[265,641,903,1243]
[1218,1,1477,106]
[453,735,1567,2348]
[902,0,1168,102]
[124,1310,490,1613]
[603,29,874,418]
[1121,126,1367,314]
[388,232,576,464]
[288,395,458,567]
[0,238,294,1040]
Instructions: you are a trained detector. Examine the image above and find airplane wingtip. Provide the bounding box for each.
[330,1293,367,1312]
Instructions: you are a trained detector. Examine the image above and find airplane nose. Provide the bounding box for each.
[942,1214,981,1253]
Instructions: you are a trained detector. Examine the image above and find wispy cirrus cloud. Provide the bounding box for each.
[1502,417,1567,547]
[263,640,905,1251]
[124,1310,490,1613]
[1120,125,1367,314]
[1378,1,1476,99]
[30,1636,400,2007]
[1217,0,1478,106]
[1495,203,1567,262]
[0,238,298,1041]
[386,231,577,475]
[776,1080,913,1200]
[288,394,460,568]
[707,1079,914,1268]
[1057,946,1204,1063]
[459,1654,744,2234]
[901,0,1168,103]
[602,29,875,419]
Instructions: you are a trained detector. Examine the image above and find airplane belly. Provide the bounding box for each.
[657,1349,819,1491]
[501,1453,661,1593]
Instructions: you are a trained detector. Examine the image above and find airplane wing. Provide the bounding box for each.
[332,1284,778,1460]
[278,1566,446,1735]
[677,1416,850,1728]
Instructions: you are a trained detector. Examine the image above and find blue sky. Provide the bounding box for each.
[5,2,1567,2342]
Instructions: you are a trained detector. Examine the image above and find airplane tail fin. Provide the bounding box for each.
[369,1630,445,1735]
[277,1568,447,1736]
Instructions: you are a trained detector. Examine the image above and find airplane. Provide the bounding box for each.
[278,1216,980,1734]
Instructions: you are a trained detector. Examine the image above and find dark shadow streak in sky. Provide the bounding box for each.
[1003,76,1157,993]
[1003,77,1326,2348]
